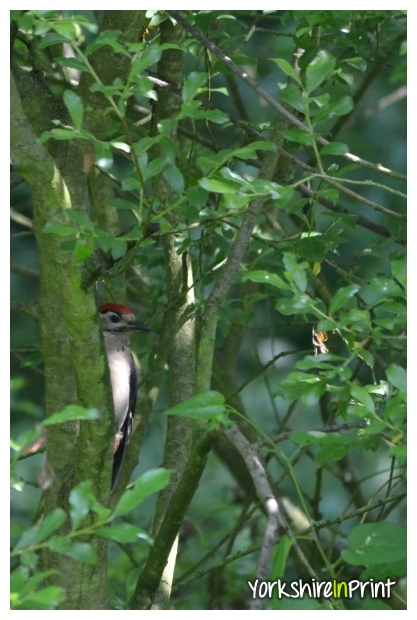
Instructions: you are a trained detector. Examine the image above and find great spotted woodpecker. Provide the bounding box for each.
[99,303,151,490]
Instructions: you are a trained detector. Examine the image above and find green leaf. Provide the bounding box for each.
[21,587,66,609]
[290,430,329,447]
[19,570,63,601]
[89,83,124,98]
[221,194,250,211]
[96,229,115,252]
[130,46,162,75]
[358,348,374,368]
[196,153,229,175]
[69,484,92,530]
[20,352,43,368]
[163,391,226,421]
[275,293,317,316]
[43,222,77,237]
[51,20,78,40]
[20,551,38,569]
[55,57,88,73]
[299,380,327,407]
[281,128,315,145]
[108,198,137,210]
[178,100,207,121]
[386,364,406,394]
[69,481,111,527]
[391,258,406,288]
[129,75,157,100]
[33,19,51,36]
[389,444,406,462]
[182,71,207,102]
[320,142,349,155]
[95,143,113,171]
[283,252,307,292]
[272,535,294,580]
[270,58,302,85]
[198,178,239,194]
[43,405,99,426]
[95,524,153,544]
[144,156,169,180]
[133,136,160,157]
[279,84,306,113]
[278,374,325,404]
[122,177,141,191]
[341,522,406,566]
[329,284,360,315]
[74,238,94,263]
[110,238,127,260]
[110,140,130,153]
[305,50,336,94]
[48,537,98,564]
[66,209,94,229]
[314,96,353,124]
[126,568,141,606]
[350,384,375,415]
[15,525,40,550]
[11,566,67,609]
[38,33,72,48]
[114,468,171,517]
[163,164,184,194]
[316,442,349,467]
[242,270,291,291]
[371,276,404,298]
[320,189,340,204]
[48,127,83,141]
[343,57,367,72]
[298,236,326,263]
[10,566,30,594]
[186,185,209,209]
[86,31,130,58]
[36,509,67,544]
[233,141,277,158]
[63,90,84,129]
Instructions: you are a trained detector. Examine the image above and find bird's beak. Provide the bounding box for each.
[132,322,152,333]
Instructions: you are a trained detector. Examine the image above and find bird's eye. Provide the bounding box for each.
[110,314,120,323]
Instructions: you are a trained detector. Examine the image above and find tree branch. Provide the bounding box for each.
[166,10,406,183]
[131,430,220,609]
[225,425,280,610]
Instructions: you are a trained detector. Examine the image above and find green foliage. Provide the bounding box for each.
[341,522,406,569]
[11,566,66,610]
[10,469,170,608]
[11,8,406,611]
[163,391,230,431]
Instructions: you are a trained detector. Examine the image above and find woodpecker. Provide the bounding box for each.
[99,303,151,491]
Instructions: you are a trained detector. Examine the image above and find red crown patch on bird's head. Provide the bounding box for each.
[99,302,135,316]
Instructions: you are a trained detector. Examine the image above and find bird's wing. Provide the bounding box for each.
[111,354,137,491]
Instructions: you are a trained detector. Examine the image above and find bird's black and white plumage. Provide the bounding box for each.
[99,303,151,491]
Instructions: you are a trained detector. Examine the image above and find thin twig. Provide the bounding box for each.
[10,208,33,229]
[10,300,38,322]
[256,422,368,449]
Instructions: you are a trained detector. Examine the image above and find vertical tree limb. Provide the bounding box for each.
[11,72,113,609]
[225,425,280,610]
[196,121,285,393]
[142,16,196,609]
